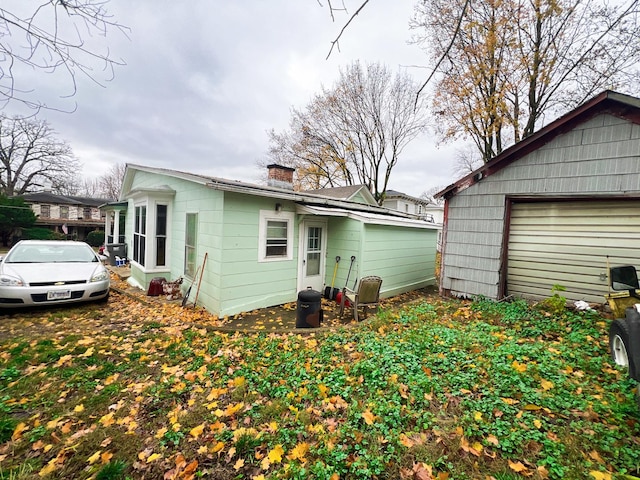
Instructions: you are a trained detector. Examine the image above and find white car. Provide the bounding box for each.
[0,240,110,308]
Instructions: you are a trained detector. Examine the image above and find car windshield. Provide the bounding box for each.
[5,244,98,264]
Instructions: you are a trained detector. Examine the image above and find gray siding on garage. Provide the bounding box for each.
[508,200,640,303]
[441,113,640,301]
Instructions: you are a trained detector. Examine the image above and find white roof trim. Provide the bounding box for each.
[296,205,438,229]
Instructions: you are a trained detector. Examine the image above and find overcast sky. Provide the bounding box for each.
[5,1,463,198]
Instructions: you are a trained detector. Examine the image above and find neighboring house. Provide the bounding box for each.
[436,90,640,305]
[20,192,110,241]
[103,164,439,317]
[382,189,442,223]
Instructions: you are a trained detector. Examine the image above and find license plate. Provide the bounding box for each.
[47,290,71,300]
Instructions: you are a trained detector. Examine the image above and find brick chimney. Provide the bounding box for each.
[267,164,295,190]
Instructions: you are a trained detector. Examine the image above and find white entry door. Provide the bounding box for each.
[298,220,327,292]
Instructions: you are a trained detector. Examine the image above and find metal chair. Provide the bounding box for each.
[341,276,383,321]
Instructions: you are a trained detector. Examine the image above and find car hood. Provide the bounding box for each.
[1,263,105,283]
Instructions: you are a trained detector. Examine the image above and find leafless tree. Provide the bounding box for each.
[0,0,128,111]
[453,144,483,178]
[267,61,429,204]
[0,115,79,196]
[77,177,101,197]
[97,162,125,199]
[420,185,445,206]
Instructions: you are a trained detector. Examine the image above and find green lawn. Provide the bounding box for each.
[0,292,638,479]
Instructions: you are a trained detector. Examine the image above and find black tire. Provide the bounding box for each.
[609,318,637,379]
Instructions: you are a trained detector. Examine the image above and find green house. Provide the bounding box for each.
[104,164,438,317]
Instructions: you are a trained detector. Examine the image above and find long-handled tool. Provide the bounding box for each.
[181,263,201,307]
[324,256,341,299]
[338,256,356,315]
[193,252,208,307]
[182,252,208,307]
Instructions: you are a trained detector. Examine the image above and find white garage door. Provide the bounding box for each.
[507,200,640,304]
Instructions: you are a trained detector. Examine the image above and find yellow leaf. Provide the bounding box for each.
[190,423,205,438]
[74,404,85,413]
[79,347,94,357]
[38,459,58,477]
[268,444,285,464]
[287,442,309,461]
[211,441,225,454]
[501,397,519,405]
[362,409,376,425]
[197,445,208,454]
[589,450,604,463]
[540,379,554,391]
[399,434,414,448]
[87,450,101,465]
[155,427,168,439]
[146,453,162,463]
[101,451,113,464]
[233,376,246,387]
[471,442,483,454]
[11,422,27,441]
[233,458,245,470]
[253,475,266,480]
[511,360,527,373]
[99,412,115,427]
[473,411,482,421]
[589,471,612,480]
[46,419,60,430]
[509,461,528,473]
[534,419,542,429]
[318,384,329,398]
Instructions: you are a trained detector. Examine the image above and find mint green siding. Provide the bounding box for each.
[217,193,299,315]
[361,224,437,296]
[322,218,437,298]
[123,168,437,317]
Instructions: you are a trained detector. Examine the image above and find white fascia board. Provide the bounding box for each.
[296,205,438,229]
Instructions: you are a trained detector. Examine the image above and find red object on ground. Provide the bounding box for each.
[147,277,166,296]
[335,291,351,308]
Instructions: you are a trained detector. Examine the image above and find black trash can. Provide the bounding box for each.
[296,288,323,328]
[106,243,127,266]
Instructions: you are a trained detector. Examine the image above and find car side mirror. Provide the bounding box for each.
[610,265,639,292]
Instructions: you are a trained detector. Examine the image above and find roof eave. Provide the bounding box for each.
[436,90,640,200]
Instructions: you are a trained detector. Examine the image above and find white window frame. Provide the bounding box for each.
[155,203,168,268]
[184,212,198,277]
[129,189,174,273]
[133,203,147,267]
[258,210,294,262]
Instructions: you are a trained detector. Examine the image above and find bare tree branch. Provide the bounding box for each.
[413,0,471,108]
[0,1,129,111]
[325,0,371,60]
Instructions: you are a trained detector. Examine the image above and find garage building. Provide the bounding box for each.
[437,90,640,304]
